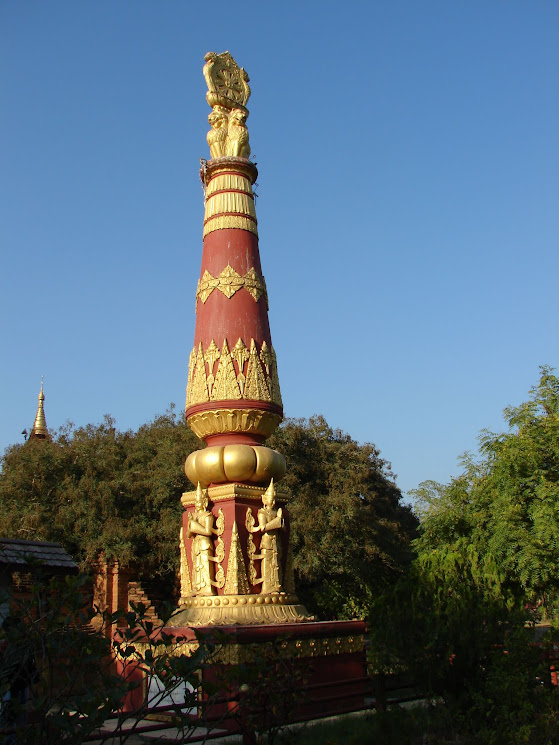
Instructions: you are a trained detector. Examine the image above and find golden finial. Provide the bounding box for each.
[203,52,252,160]
[203,52,251,113]
[30,377,48,440]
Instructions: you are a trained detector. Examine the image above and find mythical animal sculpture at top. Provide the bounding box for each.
[203,51,252,161]
[206,106,229,159]
[225,108,250,159]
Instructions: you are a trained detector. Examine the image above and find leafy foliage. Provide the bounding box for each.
[268,416,417,619]
[0,570,208,744]
[0,408,199,577]
[0,412,416,619]
[367,367,559,744]
[413,366,559,614]
[370,563,559,744]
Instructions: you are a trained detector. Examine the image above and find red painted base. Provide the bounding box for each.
[118,619,369,727]
[164,619,369,725]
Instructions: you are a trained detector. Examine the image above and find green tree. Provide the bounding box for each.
[1,411,416,619]
[366,367,559,744]
[413,366,559,615]
[268,416,417,619]
[0,569,209,745]
[0,408,199,579]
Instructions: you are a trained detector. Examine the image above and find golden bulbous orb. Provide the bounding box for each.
[223,444,257,482]
[185,450,202,484]
[253,447,286,484]
[185,444,287,486]
[195,447,226,485]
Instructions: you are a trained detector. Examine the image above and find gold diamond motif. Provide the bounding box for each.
[196,266,267,310]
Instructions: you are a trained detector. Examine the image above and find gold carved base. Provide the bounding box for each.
[186,407,282,441]
[181,482,289,507]
[172,633,365,665]
[209,634,365,665]
[169,593,314,627]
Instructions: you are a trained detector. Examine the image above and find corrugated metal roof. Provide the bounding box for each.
[0,539,78,570]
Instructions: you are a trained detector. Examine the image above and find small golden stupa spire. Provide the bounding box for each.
[30,377,49,440]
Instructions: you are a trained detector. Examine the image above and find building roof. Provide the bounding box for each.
[0,539,78,571]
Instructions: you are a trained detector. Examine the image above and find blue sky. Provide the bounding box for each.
[1,1,558,500]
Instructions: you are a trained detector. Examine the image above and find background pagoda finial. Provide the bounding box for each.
[30,377,48,440]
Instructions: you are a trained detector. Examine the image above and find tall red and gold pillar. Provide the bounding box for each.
[162,52,368,721]
[170,52,311,626]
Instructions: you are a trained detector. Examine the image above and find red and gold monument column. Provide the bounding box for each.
[171,51,311,626]
[165,53,367,720]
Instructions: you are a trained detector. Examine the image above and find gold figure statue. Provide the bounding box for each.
[207,106,229,159]
[203,52,252,161]
[186,483,220,595]
[245,507,258,585]
[225,108,250,159]
[179,526,192,600]
[249,480,285,594]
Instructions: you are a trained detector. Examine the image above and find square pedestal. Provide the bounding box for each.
[163,619,369,726]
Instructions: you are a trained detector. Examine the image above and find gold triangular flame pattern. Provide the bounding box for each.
[188,343,210,406]
[211,340,242,401]
[270,346,283,408]
[224,522,250,595]
[186,338,281,408]
[244,339,272,402]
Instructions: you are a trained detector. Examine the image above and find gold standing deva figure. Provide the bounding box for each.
[253,479,285,594]
[187,483,217,595]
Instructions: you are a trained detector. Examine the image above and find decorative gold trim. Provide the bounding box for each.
[186,348,197,406]
[160,632,364,664]
[244,340,272,402]
[203,158,257,186]
[245,508,258,585]
[213,509,225,589]
[179,526,192,602]
[206,173,251,195]
[203,214,258,238]
[180,592,300,607]
[224,522,250,595]
[203,340,221,371]
[232,338,249,395]
[210,634,364,663]
[182,483,289,507]
[196,266,267,310]
[187,343,209,407]
[186,408,282,441]
[269,346,283,408]
[186,339,281,409]
[168,594,314,628]
[211,340,241,401]
[204,191,256,221]
[203,340,220,395]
